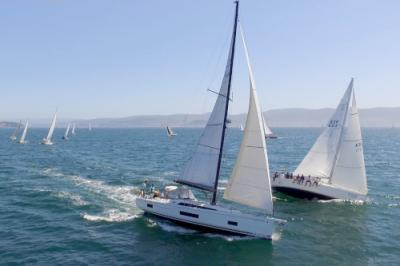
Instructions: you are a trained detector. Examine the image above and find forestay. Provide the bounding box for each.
[175,27,236,192]
[294,80,354,178]
[224,25,273,214]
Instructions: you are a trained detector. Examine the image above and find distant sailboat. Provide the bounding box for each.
[272,78,368,200]
[71,123,76,135]
[263,115,277,139]
[166,126,177,137]
[10,120,21,141]
[137,2,285,239]
[239,124,244,131]
[88,123,92,131]
[62,123,71,140]
[42,111,57,145]
[18,121,29,144]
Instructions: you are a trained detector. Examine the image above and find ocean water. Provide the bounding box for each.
[0,127,399,265]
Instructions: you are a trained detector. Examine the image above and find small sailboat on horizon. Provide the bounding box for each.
[10,120,21,141]
[136,2,285,239]
[272,78,368,200]
[166,126,177,137]
[71,123,76,135]
[62,123,71,140]
[42,111,57,145]
[18,121,29,144]
[263,115,277,139]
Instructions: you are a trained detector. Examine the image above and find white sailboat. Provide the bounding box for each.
[10,120,21,141]
[239,124,244,131]
[272,78,368,200]
[18,121,29,144]
[62,123,71,140]
[71,123,76,135]
[263,115,277,139]
[136,2,285,239]
[166,126,177,137]
[42,111,57,145]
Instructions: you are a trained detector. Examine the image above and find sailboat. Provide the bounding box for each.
[62,123,71,140]
[166,126,177,137]
[272,78,368,200]
[18,121,29,144]
[239,124,244,131]
[71,123,76,135]
[10,120,21,141]
[263,115,277,139]
[136,2,285,239]
[42,111,57,145]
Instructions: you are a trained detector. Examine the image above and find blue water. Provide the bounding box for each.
[0,128,399,265]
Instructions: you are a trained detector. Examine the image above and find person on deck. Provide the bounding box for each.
[140,180,148,196]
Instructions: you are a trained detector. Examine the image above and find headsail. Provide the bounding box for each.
[224,25,273,214]
[294,80,353,178]
[175,2,239,195]
[45,111,57,141]
[19,121,29,143]
[331,89,367,194]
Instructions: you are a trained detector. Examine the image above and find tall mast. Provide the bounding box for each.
[211,1,239,205]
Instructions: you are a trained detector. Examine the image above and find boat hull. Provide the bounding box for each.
[136,197,282,239]
[272,177,366,200]
[41,139,53,145]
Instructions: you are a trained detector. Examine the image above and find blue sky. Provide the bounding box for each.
[0,0,399,120]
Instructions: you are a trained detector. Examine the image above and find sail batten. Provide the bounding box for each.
[224,24,273,214]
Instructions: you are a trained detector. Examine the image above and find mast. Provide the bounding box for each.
[211,1,239,205]
[328,78,353,182]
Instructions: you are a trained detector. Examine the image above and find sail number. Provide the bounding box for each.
[328,120,339,127]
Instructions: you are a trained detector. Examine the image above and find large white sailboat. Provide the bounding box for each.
[42,111,57,145]
[272,79,368,200]
[62,123,71,140]
[18,121,29,144]
[10,120,21,141]
[136,2,285,239]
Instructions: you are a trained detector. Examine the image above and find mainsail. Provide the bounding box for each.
[45,112,57,141]
[64,123,71,139]
[175,2,238,197]
[294,80,354,178]
[19,121,29,143]
[224,25,273,214]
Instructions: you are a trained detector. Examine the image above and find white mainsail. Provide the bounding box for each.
[262,115,274,137]
[294,80,354,178]
[224,25,273,213]
[175,20,236,192]
[63,123,71,139]
[331,90,367,194]
[45,111,57,142]
[71,123,76,135]
[19,121,29,143]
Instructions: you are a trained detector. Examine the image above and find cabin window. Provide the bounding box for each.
[147,204,153,208]
[228,221,238,226]
[179,211,199,218]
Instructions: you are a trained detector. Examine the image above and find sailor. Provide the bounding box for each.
[305,175,312,186]
[141,179,148,196]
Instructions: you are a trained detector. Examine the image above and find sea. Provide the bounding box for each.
[0,127,399,265]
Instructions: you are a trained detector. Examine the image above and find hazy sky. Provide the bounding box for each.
[0,0,399,120]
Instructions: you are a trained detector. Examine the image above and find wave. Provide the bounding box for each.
[83,209,138,222]
[317,198,368,205]
[53,191,89,206]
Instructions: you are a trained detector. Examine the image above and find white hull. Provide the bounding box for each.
[18,140,27,144]
[272,176,366,200]
[41,139,53,145]
[136,197,283,239]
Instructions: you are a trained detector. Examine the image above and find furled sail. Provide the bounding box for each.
[294,80,353,178]
[175,6,238,192]
[224,25,273,214]
[331,90,367,194]
[45,112,57,141]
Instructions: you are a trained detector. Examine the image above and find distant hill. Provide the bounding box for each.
[3,107,400,128]
[74,107,400,128]
[0,121,20,128]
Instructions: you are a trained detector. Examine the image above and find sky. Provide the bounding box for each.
[0,0,399,120]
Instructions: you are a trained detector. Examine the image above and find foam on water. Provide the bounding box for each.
[83,209,138,222]
[53,191,89,206]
